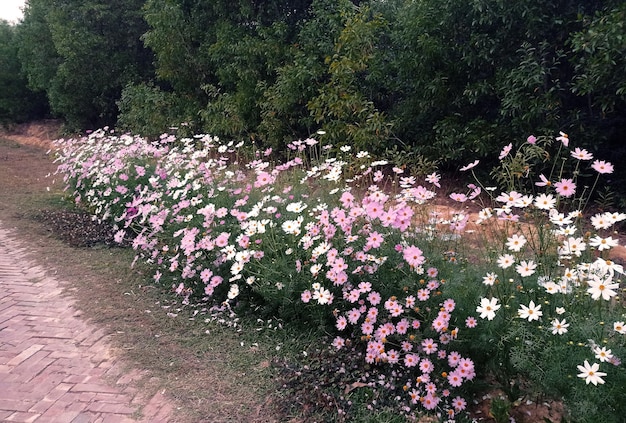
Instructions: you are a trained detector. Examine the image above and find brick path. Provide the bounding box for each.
[0,226,175,423]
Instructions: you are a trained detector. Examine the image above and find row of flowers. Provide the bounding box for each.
[52,129,625,421]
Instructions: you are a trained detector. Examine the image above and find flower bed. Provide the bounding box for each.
[53,129,625,422]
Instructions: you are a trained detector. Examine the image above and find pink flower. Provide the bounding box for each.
[301,290,312,303]
[336,316,348,330]
[443,298,456,312]
[499,143,513,160]
[571,147,593,161]
[591,160,614,174]
[417,288,430,301]
[459,160,479,171]
[419,358,433,373]
[403,353,420,367]
[557,131,569,147]
[452,396,467,412]
[425,172,441,187]
[254,171,274,188]
[367,291,382,305]
[332,336,345,350]
[449,193,468,203]
[535,174,551,187]
[527,135,537,144]
[364,202,384,219]
[422,393,440,410]
[465,316,478,328]
[366,231,384,249]
[448,351,462,367]
[447,371,463,387]
[403,245,425,267]
[421,338,438,354]
[215,232,230,247]
[554,178,576,197]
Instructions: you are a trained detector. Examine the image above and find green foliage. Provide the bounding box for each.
[570,3,626,116]
[308,4,391,153]
[117,82,199,139]
[0,20,48,124]
[18,0,154,130]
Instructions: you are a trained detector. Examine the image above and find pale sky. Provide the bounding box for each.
[0,0,26,24]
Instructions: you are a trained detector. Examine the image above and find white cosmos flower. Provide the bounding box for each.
[476,297,501,320]
[551,318,569,335]
[614,321,626,334]
[577,360,606,385]
[506,234,527,252]
[482,272,498,286]
[534,193,556,210]
[558,237,586,257]
[589,235,619,251]
[227,284,240,299]
[518,300,542,321]
[281,219,301,235]
[590,212,614,230]
[497,254,516,269]
[286,201,307,213]
[593,346,614,363]
[516,260,537,277]
[591,257,624,277]
[587,275,619,300]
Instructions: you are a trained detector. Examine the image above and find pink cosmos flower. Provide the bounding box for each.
[443,298,456,312]
[535,174,551,187]
[425,172,441,187]
[367,291,382,305]
[527,135,537,144]
[364,202,384,219]
[403,245,425,267]
[448,351,462,367]
[366,231,384,249]
[554,178,576,197]
[385,349,400,365]
[215,232,230,248]
[571,147,593,160]
[332,336,345,350]
[465,316,478,328]
[591,160,614,174]
[422,393,440,410]
[336,316,348,330]
[447,371,463,387]
[499,143,513,160]
[452,396,467,411]
[417,288,430,301]
[449,192,468,203]
[421,338,438,354]
[557,131,569,147]
[404,353,420,367]
[396,319,409,334]
[419,358,433,373]
[459,160,479,171]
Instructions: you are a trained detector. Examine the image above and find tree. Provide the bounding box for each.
[0,20,48,125]
[18,0,154,130]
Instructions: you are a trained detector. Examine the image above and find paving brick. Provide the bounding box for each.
[4,411,42,422]
[0,227,176,422]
